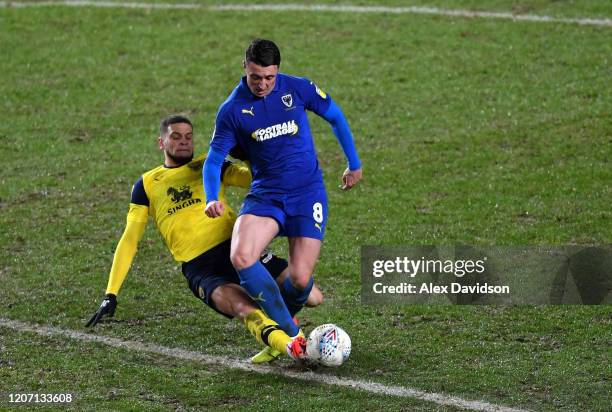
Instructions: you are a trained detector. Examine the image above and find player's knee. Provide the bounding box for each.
[289,273,313,290]
[289,261,316,286]
[306,287,323,307]
[231,249,257,270]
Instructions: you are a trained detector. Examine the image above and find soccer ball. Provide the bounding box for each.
[306,323,351,367]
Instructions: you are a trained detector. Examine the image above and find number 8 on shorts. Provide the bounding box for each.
[313,202,324,223]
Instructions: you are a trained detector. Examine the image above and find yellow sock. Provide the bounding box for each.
[243,309,292,354]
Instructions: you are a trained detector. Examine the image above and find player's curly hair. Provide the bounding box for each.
[245,39,281,67]
[160,114,193,137]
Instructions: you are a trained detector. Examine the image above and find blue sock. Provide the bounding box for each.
[281,276,314,317]
[238,261,299,337]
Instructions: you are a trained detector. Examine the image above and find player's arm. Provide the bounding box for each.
[86,179,149,327]
[203,106,237,217]
[221,160,252,189]
[203,148,228,217]
[86,212,147,327]
[104,213,147,296]
[300,78,362,190]
[321,100,362,190]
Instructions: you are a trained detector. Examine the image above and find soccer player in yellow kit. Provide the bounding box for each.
[86,115,322,363]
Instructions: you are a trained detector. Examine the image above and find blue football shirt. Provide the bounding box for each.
[210,73,332,194]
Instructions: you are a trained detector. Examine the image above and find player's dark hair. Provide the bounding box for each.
[160,114,193,136]
[245,39,281,67]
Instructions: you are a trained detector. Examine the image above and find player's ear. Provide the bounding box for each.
[242,60,247,69]
[158,136,164,150]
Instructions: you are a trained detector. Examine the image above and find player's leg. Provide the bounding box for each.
[251,251,322,363]
[275,266,323,308]
[289,237,321,288]
[265,250,324,309]
[284,237,321,312]
[182,254,306,361]
[231,214,278,268]
[230,213,300,337]
[307,285,324,307]
[210,284,294,355]
[281,187,328,315]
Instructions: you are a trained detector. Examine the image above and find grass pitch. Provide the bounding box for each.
[1,1,610,411]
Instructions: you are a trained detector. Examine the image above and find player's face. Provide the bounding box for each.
[159,122,194,167]
[244,61,278,98]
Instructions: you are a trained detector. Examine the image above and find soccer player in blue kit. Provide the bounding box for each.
[203,39,362,357]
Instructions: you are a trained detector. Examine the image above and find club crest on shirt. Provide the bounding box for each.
[281,93,293,108]
[166,185,202,215]
[167,185,193,203]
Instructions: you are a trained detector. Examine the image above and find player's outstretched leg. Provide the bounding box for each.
[244,309,307,362]
[250,267,322,364]
[251,315,299,363]
[251,346,283,364]
[210,284,307,363]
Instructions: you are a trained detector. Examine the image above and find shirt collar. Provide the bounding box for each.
[271,73,281,93]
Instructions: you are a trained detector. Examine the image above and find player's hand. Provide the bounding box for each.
[86,294,117,327]
[205,200,225,218]
[341,167,362,191]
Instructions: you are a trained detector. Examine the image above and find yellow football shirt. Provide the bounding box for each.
[105,154,250,295]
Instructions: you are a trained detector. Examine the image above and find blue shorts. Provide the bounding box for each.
[181,240,288,318]
[239,186,328,240]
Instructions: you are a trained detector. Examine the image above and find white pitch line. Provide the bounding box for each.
[0,0,610,27]
[1,318,528,412]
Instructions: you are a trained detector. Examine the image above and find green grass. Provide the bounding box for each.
[76,0,612,18]
[2,332,463,411]
[1,1,611,411]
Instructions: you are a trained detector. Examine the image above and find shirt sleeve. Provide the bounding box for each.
[210,104,238,155]
[205,105,239,202]
[322,100,362,171]
[105,217,147,295]
[297,77,332,116]
[222,161,252,189]
[126,203,149,223]
[130,177,149,206]
[203,147,226,203]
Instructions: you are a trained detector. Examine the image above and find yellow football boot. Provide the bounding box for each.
[251,346,283,364]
